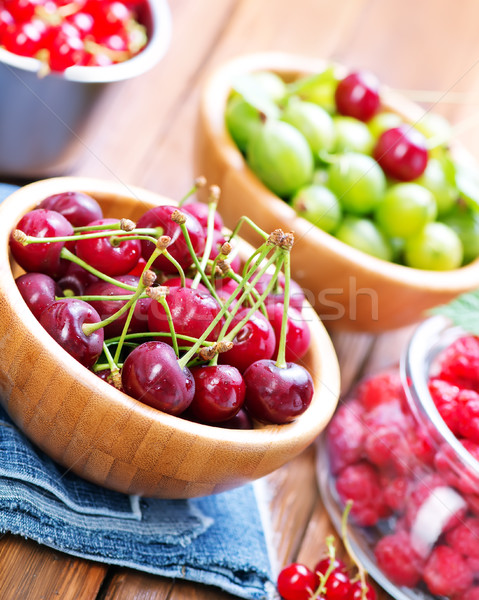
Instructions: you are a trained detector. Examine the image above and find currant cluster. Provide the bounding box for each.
[327,357,479,597]
[277,533,376,600]
[0,0,148,72]
[10,183,314,427]
[226,65,479,270]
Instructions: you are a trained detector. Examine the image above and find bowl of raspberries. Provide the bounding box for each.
[319,313,479,600]
[0,0,171,177]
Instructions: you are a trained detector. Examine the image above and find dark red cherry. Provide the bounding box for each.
[85,275,150,338]
[136,205,206,274]
[323,570,352,600]
[373,125,428,181]
[121,341,195,415]
[209,230,241,273]
[57,261,99,296]
[182,201,224,231]
[243,360,314,424]
[335,71,381,122]
[189,365,245,423]
[348,581,377,600]
[75,218,141,277]
[39,298,104,368]
[215,277,239,304]
[219,308,276,373]
[266,304,311,362]
[254,272,305,312]
[215,408,253,430]
[277,563,317,600]
[38,191,103,227]
[16,272,60,319]
[148,286,224,346]
[162,277,208,294]
[10,209,74,278]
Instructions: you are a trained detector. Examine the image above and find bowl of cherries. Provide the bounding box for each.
[0,176,340,499]
[195,52,479,332]
[0,0,171,177]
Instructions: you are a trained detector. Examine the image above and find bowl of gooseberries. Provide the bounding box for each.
[0,0,171,178]
[0,176,340,499]
[195,52,479,333]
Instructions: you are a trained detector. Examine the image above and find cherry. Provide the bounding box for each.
[85,275,151,338]
[335,71,381,122]
[46,22,86,72]
[121,341,195,415]
[209,230,241,273]
[2,19,46,57]
[57,261,99,296]
[163,277,209,294]
[38,192,103,227]
[4,0,39,23]
[215,407,253,430]
[324,570,352,600]
[314,557,348,579]
[373,125,428,181]
[16,272,60,319]
[254,272,305,312]
[66,11,95,38]
[348,581,377,600]
[75,217,141,277]
[0,9,14,37]
[215,277,239,304]
[127,256,147,277]
[219,308,276,373]
[10,209,74,278]
[182,202,224,231]
[136,206,206,274]
[189,365,245,423]
[39,298,104,368]
[87,0,132,37]
[243,359,314,424]
[148,286,224,346]
[277,563,317,600]
[266,303,311,362]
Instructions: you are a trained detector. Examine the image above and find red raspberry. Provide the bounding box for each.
[423,546,473,596]
[457,390,479,443]
[435,440,479,495]
[335,462,389,526]
[428,378,462,434]
[406,425,436,468]
[437,336,479,391]
[457,588,479,600]
[374,531,424,587]
[466,493,479,516]
[356,370,404,411]
[446,518,479,562]
[327,400,366,475]
[382,476,412,513]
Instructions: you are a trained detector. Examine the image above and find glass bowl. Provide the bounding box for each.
[317,315,479,599]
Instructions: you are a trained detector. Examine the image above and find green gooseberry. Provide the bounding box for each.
[225,95,262,153]
[404,222,463,270]
[335,216,392,261]
[442,209,479,265]
[368,111,403,140]
[281,99,336,155]
[291,184,342,233]
[333,116,375,154]
[415,157,457,216]
[252,71,287,102]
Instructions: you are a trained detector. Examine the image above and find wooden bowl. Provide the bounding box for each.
[195,52,479,333]
[0,176,340,499]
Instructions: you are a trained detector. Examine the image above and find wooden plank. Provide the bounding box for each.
[0,535,107,600]
[102,571,173,600]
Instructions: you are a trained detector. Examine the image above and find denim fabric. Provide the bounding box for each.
[0,183,275,600]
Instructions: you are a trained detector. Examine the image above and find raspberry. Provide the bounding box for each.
[437,335,479,391]
[446,518,479,561]
[374,531,424,587]
[466,493,479,516]
[382,476,411,513]
[457,587,479,600]
[423,545,473,596]
[428,377,461,434]
[335,462,389,526]
[327,400,366,475]
[435,441,479,495]
[457,390,479,443]
[356,370,404,411]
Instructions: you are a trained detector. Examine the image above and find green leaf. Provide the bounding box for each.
[430,288,479,334]
[231,74,280,120]
[285,65,338,97]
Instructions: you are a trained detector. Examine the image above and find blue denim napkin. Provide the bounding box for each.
[0,183,276,600]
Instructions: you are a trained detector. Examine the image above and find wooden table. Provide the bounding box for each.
[2,0,479,597]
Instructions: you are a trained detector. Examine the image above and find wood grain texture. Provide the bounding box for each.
[0,176,340,499]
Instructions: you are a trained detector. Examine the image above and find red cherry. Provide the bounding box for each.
[182,202,224,231]
[121,341,195,415]
[277,563,317,600]
[266,303,311,362]
[16,272,60,319]
[348,581,377,600]
[57,261,99,296]
[38,191,103,227]
[335,71,381,122]
[189,365,245,423]
[46,23,86,71]
[314,557,347,579]
[2,19,46,57]
[39,298,104,368]
[324,570,352,600]
[10,209,74,278]
[75,217,141,277]
[373,125,428,181]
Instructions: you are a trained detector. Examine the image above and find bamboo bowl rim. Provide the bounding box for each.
[0,176,340,454]
[199,51,479,294]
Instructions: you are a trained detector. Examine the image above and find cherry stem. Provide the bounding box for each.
[178,221,222,304]
[192,200,217,290]
[341,500,368,600]
[178,176,207,207]
[112,300,137,364]
[60,293,149,302]
[275,250,291,369]
[110,234,158,245]
[228,270,268,317]
[158,294,179,356]
[101,342,122,389]
[104,331,214,347]
[177,242,276,369]
[17,227,160,244]
[60,248,137,291]
[310,535,338,600]
[228,216,269,244]
[159,248,186,288]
